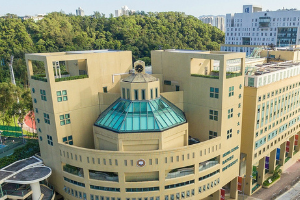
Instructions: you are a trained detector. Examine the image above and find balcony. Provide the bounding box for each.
[191,71,242,79]
[89,170,118,182]
[199,160,219,172]
[63,164,84,177]
[259,17,271,28]
[166,165,194,179]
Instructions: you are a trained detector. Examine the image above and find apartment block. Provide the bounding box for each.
[242,55,300,195]
[221,5,300,55]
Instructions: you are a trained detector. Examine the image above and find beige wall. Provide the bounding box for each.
[26,50,243,200]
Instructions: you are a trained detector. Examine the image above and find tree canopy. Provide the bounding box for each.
[0,11,224,86]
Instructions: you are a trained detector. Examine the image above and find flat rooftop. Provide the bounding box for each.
[250,61,300,76]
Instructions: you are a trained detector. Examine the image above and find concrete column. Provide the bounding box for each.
[212,189,221,200]
[295,133,300,152]
[244,159,253,196]
[279,142,286,166]
[269,149,277,173]
[288,136,295,158]
[257,157,265,185]
[30,182,41,200]
[230,177,238,199]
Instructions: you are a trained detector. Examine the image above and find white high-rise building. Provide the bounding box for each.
[115,5,135,17]
[221,5,300,55]
[199,15,225,32]
[76,7,85,16]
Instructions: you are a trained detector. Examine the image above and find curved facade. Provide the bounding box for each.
[26,50,245,200]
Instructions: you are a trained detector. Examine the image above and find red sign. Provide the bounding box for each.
[286,141,290,152]
[295,135,298,146]
[221,189,225,200]
[238,176,243,191]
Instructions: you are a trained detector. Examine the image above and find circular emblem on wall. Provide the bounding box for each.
[137,159,146,167]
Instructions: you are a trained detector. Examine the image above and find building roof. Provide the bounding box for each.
[94,96,186,133]
[122,73,158,83]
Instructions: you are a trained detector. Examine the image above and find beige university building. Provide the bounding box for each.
[25,49,300,200]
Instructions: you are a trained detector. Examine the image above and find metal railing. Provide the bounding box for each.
[63,165,84,177]
[89,171,118,182]
[166,168,194,179]
[199,160,218,172]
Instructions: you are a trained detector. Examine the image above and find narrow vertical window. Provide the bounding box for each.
[155,88,158,98]
[127,89,130,100]
[150,89,153,99]
[103,87,107,93]
[141,89,145,100]
[176,85,180,91]
[134,90,139,100]
[122,88,125,99]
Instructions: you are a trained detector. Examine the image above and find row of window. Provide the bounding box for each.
[198,170,220,181]
[254,129,297,158]
[63,186,87,200]
[121,88,158,100]
[64,177,85,187]
[125,187,159,192]
[165,180,195,190]
[90,185,120,192]
[32,88,69,102]
[61,142,221,168]
[198,178,220,194]
[258,83,300,102]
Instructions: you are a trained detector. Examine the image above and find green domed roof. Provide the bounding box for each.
[94,96,186,133]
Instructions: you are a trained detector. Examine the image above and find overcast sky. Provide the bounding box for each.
[1,0,300,17]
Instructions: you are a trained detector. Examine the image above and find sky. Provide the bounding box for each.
[1,0,300,17]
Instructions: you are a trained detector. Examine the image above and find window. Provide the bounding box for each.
[228,108,233,119]
[238,103,241,108]
[32,88,35,93]
[34,98,37,103]
[127,89,130,100]
[122,88,126,99]
[155,88,158,98]
[176,85,180,91]
[40,89,47,101]
[209,131,217,139]
[229,86,234,97]
[141,89,145,100]
[35,108,38,113]
[47,135,53,146]
[134,90,139,100]
[209,110,218,121]
[164,80,171,85]
[103,87,107,93]
[210,87,219,99]
[227,129,232,139]
[62,135,73,145]
[60,114,71,125]
[44,113,50,124]
[150,89,153,99]
[57,90,68,102]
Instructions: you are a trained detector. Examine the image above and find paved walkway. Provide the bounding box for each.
[250,160,300,200]
[277,181,300,200]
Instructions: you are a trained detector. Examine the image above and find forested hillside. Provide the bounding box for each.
[0,12,224,86]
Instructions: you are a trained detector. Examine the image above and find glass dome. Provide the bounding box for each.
[94,96,186,133]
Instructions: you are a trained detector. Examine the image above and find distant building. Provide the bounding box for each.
[76,7,85,16]
[199,15,225,32]
[19,14,46,22]
[115,5,135,17]
[221,5,300,55]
